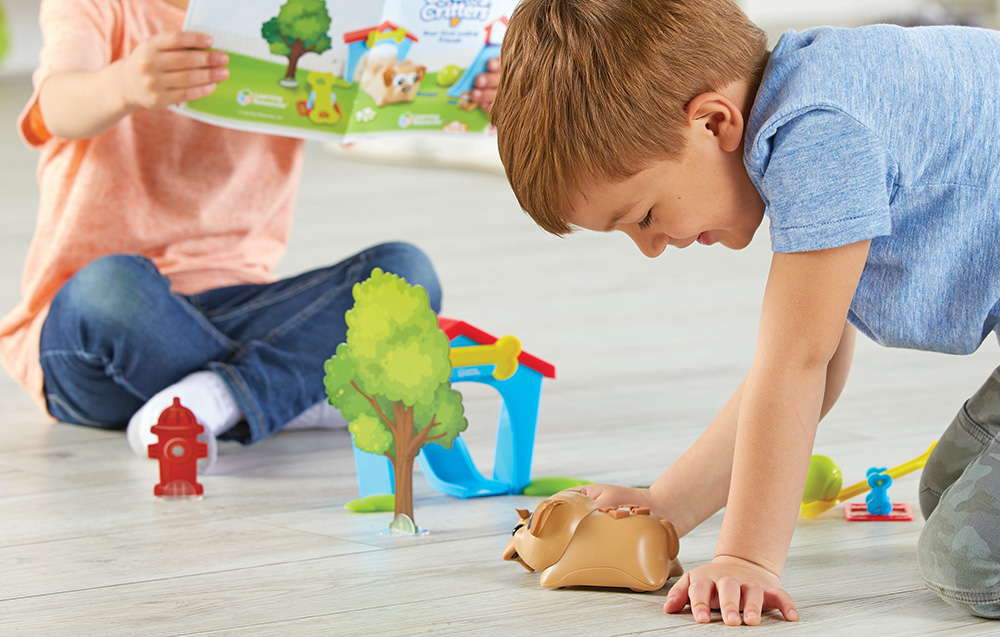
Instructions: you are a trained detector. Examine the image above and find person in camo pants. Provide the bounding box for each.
[920,369,1000,617]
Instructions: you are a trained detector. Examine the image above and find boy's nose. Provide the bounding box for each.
[625,231,667,258]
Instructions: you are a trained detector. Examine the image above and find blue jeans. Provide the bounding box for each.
[38,243,441,444]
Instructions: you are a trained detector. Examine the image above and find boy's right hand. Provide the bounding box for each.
[118,31,229,109]
[563,483,654,511]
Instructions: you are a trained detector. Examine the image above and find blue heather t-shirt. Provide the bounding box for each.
[744,25,1000,355]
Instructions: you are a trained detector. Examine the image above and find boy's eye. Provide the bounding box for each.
[637,210,653,230]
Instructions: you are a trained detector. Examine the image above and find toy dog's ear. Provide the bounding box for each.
[415,66,426,82]
[529,499,565,537]
[383,68,395,86]
[660,519,680,559]
[515,508,530,521]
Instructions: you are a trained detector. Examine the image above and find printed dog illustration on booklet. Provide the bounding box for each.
[354,40,426,107]
[503,491,684,592]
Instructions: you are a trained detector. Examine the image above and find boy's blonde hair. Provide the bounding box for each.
[491,0,768,235]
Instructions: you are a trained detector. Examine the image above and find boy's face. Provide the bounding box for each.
[566,123,765,257]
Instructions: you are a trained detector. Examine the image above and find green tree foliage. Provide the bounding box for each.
[261,0,332,87]
[325,269,467,522]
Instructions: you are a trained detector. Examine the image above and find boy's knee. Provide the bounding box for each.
[917,451,1000,618]
[919,516,1000,618]
[364,242,441,312]
[51,254,166,326]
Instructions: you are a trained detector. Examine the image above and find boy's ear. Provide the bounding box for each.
[686,92,745,153]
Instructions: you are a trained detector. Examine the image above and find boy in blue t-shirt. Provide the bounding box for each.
[491,0,1000,626]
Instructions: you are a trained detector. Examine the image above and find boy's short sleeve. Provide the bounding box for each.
[18,0,119,146]
[757,109,896,253]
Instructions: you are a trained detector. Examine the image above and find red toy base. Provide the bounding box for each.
[844,502,913,521]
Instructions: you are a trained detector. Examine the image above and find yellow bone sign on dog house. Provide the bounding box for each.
[449,335,521,380]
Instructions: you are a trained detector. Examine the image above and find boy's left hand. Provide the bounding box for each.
[470,57,501,111]
[664,555,798,626]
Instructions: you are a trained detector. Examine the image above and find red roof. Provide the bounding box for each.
[438,317,556,379]
[343,21,419,44]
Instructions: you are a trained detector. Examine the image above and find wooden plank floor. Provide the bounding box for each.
[2,74,1000,635]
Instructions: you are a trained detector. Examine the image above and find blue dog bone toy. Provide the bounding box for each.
[865,467,893,515]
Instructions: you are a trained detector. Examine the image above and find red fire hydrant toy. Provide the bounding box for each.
[148,397,207,498]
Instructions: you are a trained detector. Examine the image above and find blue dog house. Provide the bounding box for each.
[351,316,555,498]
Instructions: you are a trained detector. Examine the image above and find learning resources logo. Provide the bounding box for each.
[420,0,491,26]
[235,89,288,109]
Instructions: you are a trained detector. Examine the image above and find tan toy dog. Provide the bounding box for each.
[502,491,683,591]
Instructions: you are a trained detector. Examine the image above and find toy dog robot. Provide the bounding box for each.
[502,491,683,591]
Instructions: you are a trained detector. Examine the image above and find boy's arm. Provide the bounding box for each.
[576,321,856,537]
[822,321,855,419]
[38,31,227,140]
[667,239,870,626]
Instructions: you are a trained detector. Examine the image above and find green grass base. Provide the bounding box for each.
[521,477,593,497]
[344,493,395,513]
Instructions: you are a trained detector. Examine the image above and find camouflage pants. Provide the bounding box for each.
[918,365,1000,619]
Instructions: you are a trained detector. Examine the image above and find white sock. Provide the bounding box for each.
[282,400,348,431]
[126,370,243,459]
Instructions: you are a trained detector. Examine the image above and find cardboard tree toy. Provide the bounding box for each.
[324,268,467,531]
[261,0,333,88]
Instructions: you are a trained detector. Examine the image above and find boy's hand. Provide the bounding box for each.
[470,57,500,112]
[564,483,653,510]
[119,31,229,109]
[664,555,798,626]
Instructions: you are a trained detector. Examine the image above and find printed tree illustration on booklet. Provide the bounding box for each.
[261,0,333,88]
[324,269,467,533]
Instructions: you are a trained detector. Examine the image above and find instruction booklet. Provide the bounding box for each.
[174,0,517,142]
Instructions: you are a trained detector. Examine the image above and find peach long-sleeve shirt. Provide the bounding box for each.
[1,0,305,409]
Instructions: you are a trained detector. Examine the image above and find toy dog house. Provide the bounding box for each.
[351,317,555,498]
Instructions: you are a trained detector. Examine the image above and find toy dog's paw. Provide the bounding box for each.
[669,558,684,578]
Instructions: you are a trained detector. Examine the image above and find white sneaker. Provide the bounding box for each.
[283,400,348,431]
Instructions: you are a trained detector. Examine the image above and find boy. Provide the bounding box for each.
[490,0,1000,626]
[1,0,441,459]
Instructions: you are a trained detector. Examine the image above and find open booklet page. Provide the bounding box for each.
[174,0,517,142]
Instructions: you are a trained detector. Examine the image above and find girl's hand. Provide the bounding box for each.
[470,56,500,112]
[664,555,798,626]
[118,31,229,109]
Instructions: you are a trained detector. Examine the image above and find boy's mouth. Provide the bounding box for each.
[697,232,710,245]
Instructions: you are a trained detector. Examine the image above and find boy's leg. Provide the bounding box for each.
[39,254,238,428]
[187,241,441,444]
[917,365,1000,619]
[41,243,440,446]
[919,366,1000,517]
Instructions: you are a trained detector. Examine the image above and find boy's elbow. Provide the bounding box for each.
[757,339,839,379]
[37,80,80,141]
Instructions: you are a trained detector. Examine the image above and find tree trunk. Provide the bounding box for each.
[391,402,416,521]
[283,40,306,82]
